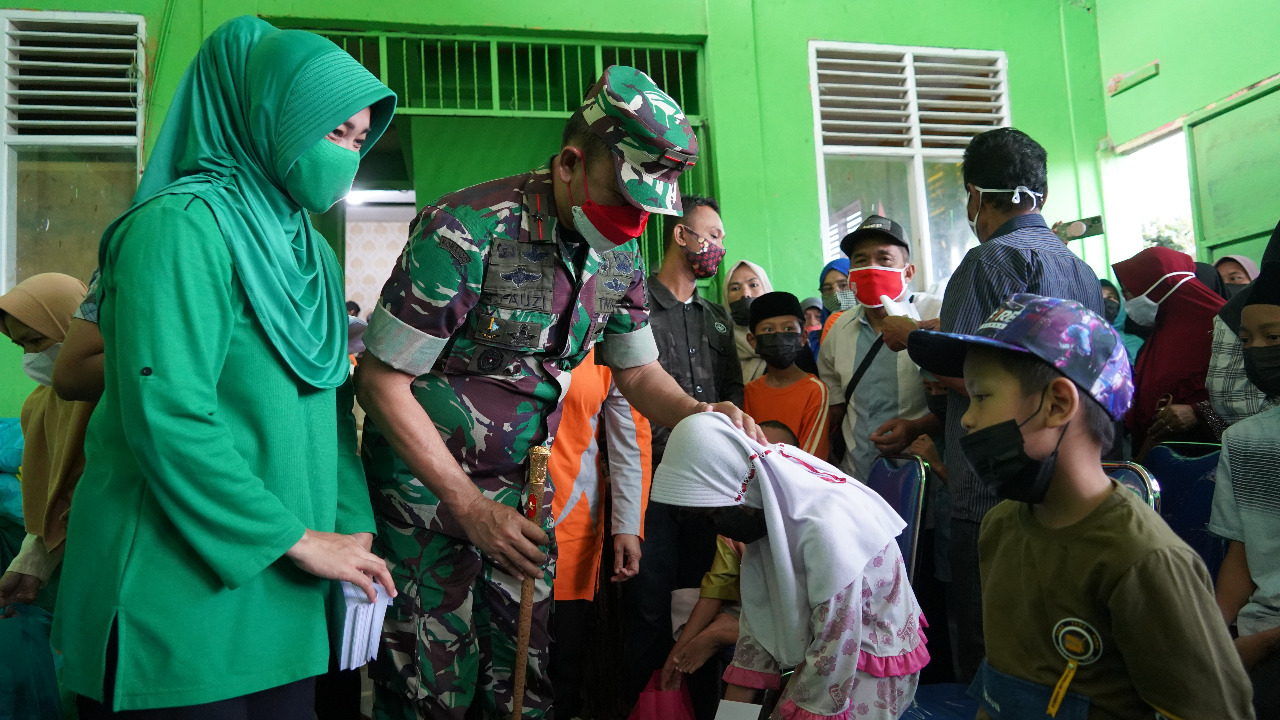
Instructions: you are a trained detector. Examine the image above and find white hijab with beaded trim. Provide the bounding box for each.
[650,412,905,667]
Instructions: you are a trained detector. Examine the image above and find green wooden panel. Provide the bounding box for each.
[409,115,563,206]
[1207,233,1272,265]
[1188,86,1280,259]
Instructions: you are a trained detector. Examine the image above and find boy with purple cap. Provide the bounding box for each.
[908,294,1252,719]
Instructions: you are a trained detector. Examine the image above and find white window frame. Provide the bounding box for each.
[808,40,1010,285]
[0,9,145,291]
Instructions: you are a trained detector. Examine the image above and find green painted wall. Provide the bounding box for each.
[733,0,1111,296]
[0,344,36,421]
[86,0,1110,294]
[1096,0,1280,147]
[2,0,1111,414]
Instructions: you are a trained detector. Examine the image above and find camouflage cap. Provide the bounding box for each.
[575,65,699,215]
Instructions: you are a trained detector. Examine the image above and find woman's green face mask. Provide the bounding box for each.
[285,138,360,213]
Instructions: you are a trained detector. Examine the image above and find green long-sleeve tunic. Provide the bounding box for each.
[54,194,374,710]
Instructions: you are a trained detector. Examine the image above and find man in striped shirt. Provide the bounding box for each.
[884,127,1104,681]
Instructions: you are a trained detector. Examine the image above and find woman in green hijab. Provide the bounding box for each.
[54,16,397,717]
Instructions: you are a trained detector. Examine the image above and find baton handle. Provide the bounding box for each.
[510,445,550,720]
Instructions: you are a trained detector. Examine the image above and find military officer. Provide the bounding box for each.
[357,65,761,720]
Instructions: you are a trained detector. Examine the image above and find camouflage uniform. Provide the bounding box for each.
[361,66,698,720]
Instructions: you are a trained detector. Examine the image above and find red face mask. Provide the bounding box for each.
[679,227,727,279]
[846,266,908,308]
[567,150,649,250]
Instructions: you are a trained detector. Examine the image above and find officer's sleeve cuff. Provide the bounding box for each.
[364,304,448,376]
[597,324,659,370]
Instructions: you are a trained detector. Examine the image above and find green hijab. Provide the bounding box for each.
[101,16,396,388]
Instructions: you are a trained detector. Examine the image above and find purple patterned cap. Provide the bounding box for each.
[907,294,1134,420]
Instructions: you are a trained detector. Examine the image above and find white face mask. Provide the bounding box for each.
[22,343,61,387]
[967,185,1045,238]
[1125,271,1194,327]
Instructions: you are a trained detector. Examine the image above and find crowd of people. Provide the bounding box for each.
[2,15,1280,720]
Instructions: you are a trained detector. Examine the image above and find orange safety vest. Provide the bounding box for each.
[549,347,652,601]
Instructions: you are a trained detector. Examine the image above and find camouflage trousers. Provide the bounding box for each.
[372,514,557,720]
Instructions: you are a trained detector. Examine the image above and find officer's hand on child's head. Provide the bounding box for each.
[703,402,767,444]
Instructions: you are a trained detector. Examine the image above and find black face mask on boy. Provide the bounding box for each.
[958,391,1068,505]
[755,332,804,368]
[1244,345,1280,398]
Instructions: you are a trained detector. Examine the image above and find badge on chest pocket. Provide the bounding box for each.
[481,239,556,313]
[468,309,551,352]
[592,250,638,329]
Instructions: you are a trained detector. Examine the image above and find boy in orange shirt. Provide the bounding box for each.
[742,291,830,458]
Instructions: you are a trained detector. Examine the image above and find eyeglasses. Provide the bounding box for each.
[681,224,724,246]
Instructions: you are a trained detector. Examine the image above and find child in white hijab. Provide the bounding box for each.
[651,412,928,719]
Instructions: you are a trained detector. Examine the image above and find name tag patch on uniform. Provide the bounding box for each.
[496,291,548,311]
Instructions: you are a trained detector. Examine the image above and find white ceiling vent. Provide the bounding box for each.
[913,52,1006,149]
[815,47,911,149]
[3,13,144,139]
[813,42,1008,152]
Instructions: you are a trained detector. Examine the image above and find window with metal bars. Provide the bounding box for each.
[321,32,700,119]
[316,29,713,292]
[809,41,1009,288]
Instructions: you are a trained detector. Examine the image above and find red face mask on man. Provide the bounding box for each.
[566,149,649,252]
[678,225,727,279]
[846,265,909,308]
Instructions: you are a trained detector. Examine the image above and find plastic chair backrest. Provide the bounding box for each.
[866,454,926,583]
[1143,443,1220,530]
[1102,461,1161,512]
[1142,442,1226,577]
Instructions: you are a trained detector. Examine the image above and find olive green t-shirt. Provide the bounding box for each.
[975,482,1253,720]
